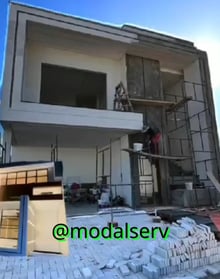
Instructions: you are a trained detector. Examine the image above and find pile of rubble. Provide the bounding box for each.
[107,217,220,278]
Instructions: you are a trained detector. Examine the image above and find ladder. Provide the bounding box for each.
[113,82,134,112]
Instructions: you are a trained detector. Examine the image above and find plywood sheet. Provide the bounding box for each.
[143,58,161,99]
[126,55,145,98]
[130,98,175,107]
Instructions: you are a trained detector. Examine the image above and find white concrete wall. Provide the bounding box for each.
[22,42,124,110]
[96,135,132,206]
[12,137,132,204]
[0,9,143,132]
[0,6,143,133]
[12,146,96,184]
[1,40,145,131]
[2,4,137,109]
[111,135,132,206]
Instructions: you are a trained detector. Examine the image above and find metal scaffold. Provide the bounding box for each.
[165,80,220,188]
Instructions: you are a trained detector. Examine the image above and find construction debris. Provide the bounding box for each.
[114,217,220,278]
[157,208,220,240]
[71,213,220,278]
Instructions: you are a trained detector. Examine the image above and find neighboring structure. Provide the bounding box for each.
[0,3,220,208]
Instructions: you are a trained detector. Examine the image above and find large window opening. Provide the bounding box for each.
[40,64,107,109]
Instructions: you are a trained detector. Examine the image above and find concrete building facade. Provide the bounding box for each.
[1,3,220,207]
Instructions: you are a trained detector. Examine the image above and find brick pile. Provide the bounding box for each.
[127,217,220,278]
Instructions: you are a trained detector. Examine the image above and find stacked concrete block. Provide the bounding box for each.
[130,252,141,259]
[106,259,116,269]
[142,263,160,279]
[141,249,151,263]
[107,217,220,278]
[122,252,131,260]
[151,254,169,268]
[81,267,92,278]
[127,259,142,273]
[148,217,220,277]
[73,269,83,278]
[119,264,130,276]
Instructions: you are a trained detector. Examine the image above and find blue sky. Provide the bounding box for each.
[0,0,220,129]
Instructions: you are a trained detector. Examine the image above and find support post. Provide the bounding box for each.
[108,138,118,227]
[95,146,98,185]
[110,139,113,223]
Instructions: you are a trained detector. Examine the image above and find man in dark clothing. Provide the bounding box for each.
[142,126,161,154]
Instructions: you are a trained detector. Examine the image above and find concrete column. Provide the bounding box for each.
[199,51,220,181]
[120,135,132,206]
[1,6,17,107]
[11,15,26,107]
[3,128,12,163]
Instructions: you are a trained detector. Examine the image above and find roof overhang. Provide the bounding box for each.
[9,3,199,69]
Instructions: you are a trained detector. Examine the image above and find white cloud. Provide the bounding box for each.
[194,38,220,90]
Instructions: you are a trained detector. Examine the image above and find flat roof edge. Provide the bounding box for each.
[10,2,198,53]
[9,2,127,33]
[122,25,195,48]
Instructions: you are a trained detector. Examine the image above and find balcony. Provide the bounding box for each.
[1,59,143,133]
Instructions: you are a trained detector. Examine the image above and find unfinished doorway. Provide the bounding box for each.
[40,64,107,109]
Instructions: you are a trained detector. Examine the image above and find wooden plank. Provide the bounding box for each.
[130,98,175,107]
[207,171,220,194]
[166,97,193,112]
[122,148,190,161]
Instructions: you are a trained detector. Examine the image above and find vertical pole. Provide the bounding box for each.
[55,135,58,161]
[110,139,113,223]
[102,151,104,179]
[133,154,136,210]
[150,158,155,204]
[119,138,123,183]
[50,144,53,161]
[96,146,98,185]
[3,142,6,164]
